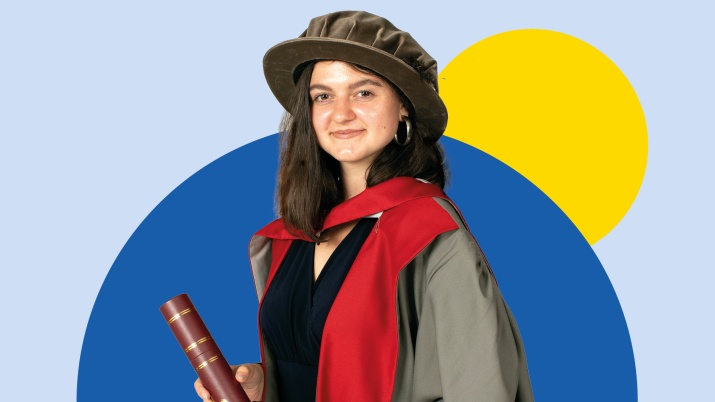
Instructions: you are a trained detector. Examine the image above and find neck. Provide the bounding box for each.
[340,163,369,201]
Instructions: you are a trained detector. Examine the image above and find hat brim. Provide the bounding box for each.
[263,37,447,139]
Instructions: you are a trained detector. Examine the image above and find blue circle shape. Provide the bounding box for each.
[77,135,636,401]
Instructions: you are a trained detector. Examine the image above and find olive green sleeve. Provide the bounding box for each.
[394,199,534,401]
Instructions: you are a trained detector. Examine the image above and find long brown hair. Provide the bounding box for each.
[277,61,447,241]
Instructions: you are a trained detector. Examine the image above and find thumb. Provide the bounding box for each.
[235,364,261,387]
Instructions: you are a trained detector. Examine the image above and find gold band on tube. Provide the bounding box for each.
[194,355,220,371]
[184,336,212,353]
[166,307,195,325]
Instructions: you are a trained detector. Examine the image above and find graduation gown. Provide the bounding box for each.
[249,177,534,402]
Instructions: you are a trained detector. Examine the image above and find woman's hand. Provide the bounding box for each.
[194,363,264,402]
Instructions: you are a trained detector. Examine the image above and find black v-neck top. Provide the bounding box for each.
[259,218,377,402]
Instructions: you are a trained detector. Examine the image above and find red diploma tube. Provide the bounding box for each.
[160,293,250,402]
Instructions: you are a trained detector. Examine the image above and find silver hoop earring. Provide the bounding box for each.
[394,118,412,146]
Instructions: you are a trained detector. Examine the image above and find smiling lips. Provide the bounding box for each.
[331,129,365,139]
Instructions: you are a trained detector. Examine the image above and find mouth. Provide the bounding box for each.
[331,129,364,139]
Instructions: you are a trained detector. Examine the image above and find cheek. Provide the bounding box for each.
[358,108,397,131]
[311,108,331,132]
[375,111,400,136]
[310,112,328,148]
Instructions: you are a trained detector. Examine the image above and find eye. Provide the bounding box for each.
[356,90,373,98]
[312,93,331,102]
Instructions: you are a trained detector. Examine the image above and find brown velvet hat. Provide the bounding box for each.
[263,10,448,139]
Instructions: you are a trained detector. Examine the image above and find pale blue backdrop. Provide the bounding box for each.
[1,1,713,400]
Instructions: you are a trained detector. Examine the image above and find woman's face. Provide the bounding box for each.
[309,60,408,174]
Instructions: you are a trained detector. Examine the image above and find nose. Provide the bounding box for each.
[332,96,356,123]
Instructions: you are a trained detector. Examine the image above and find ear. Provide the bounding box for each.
[399,104,409,120]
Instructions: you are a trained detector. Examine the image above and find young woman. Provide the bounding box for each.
[196,10,533,402]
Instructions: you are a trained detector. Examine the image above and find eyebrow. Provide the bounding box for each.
[309,78,384,92]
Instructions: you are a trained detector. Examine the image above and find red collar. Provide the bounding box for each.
[255,177,446,240]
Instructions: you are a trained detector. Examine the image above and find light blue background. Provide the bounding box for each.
[1,1,712,400]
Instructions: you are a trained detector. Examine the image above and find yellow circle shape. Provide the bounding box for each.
[440,29,648,245]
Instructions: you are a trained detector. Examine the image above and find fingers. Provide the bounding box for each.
[235,363,264,400]
[194,364,263,401]
[193,378,211,401]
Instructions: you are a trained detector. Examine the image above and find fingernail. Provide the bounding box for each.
[237,373,246,381]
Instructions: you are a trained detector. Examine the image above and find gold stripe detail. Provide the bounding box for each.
[194,355,220,371]
[184,336,212,353]
[166,307,195,325]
